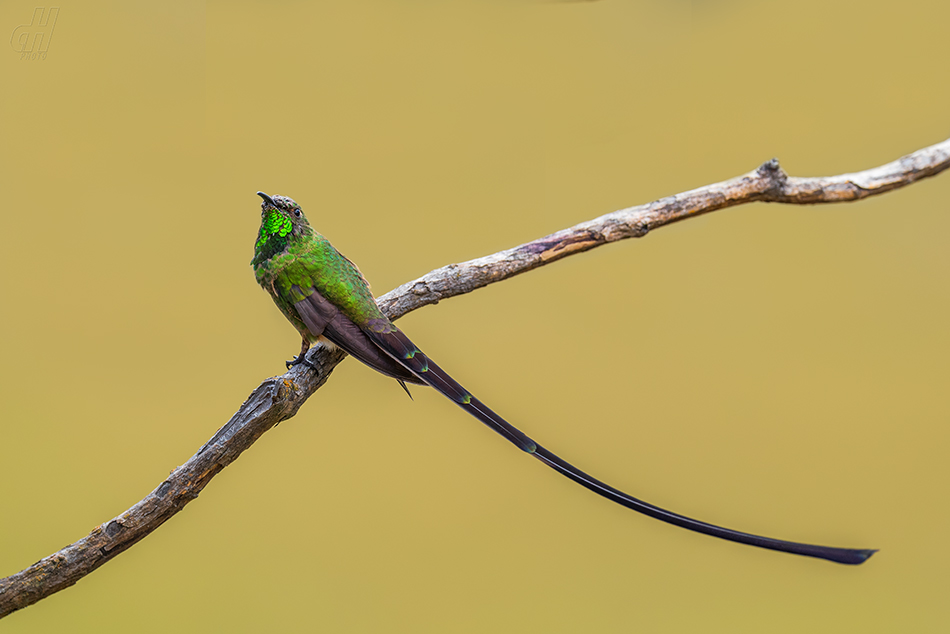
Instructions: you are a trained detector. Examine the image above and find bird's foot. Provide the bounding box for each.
[286,351,318,371]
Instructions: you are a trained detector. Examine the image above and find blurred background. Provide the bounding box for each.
[1,1,948,632]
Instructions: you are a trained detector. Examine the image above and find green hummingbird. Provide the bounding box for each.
[252,191,876,566]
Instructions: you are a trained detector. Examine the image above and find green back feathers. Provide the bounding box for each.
[278,235,385,326]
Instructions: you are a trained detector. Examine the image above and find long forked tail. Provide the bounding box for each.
[364,325,877,565]
[530,446,875,564]
[460,382,875,565]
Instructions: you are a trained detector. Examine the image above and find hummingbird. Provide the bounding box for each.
[252,191,876,565]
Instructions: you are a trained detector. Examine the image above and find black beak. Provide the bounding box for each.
[257,191,277,208]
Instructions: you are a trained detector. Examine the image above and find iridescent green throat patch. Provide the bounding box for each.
[252,211,294,265]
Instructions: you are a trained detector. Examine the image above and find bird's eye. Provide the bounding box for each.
[294,209,301,217]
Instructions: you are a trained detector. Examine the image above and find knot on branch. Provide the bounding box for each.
[104,520,126,538]
[756,157,789,198]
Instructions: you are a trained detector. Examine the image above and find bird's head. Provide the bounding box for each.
[257,191,312,230]
[253,191,313,265]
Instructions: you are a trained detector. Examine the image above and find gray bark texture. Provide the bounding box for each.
[2,137,948,618]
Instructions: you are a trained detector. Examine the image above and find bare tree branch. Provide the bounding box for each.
[2,137,948,618]
[380,137,950,318]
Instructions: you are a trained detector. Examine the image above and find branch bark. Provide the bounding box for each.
[2,137,948,618]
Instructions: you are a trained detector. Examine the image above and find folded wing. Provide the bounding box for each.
[294,291,424,385]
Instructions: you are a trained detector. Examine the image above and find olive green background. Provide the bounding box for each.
[1,1,948,632]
